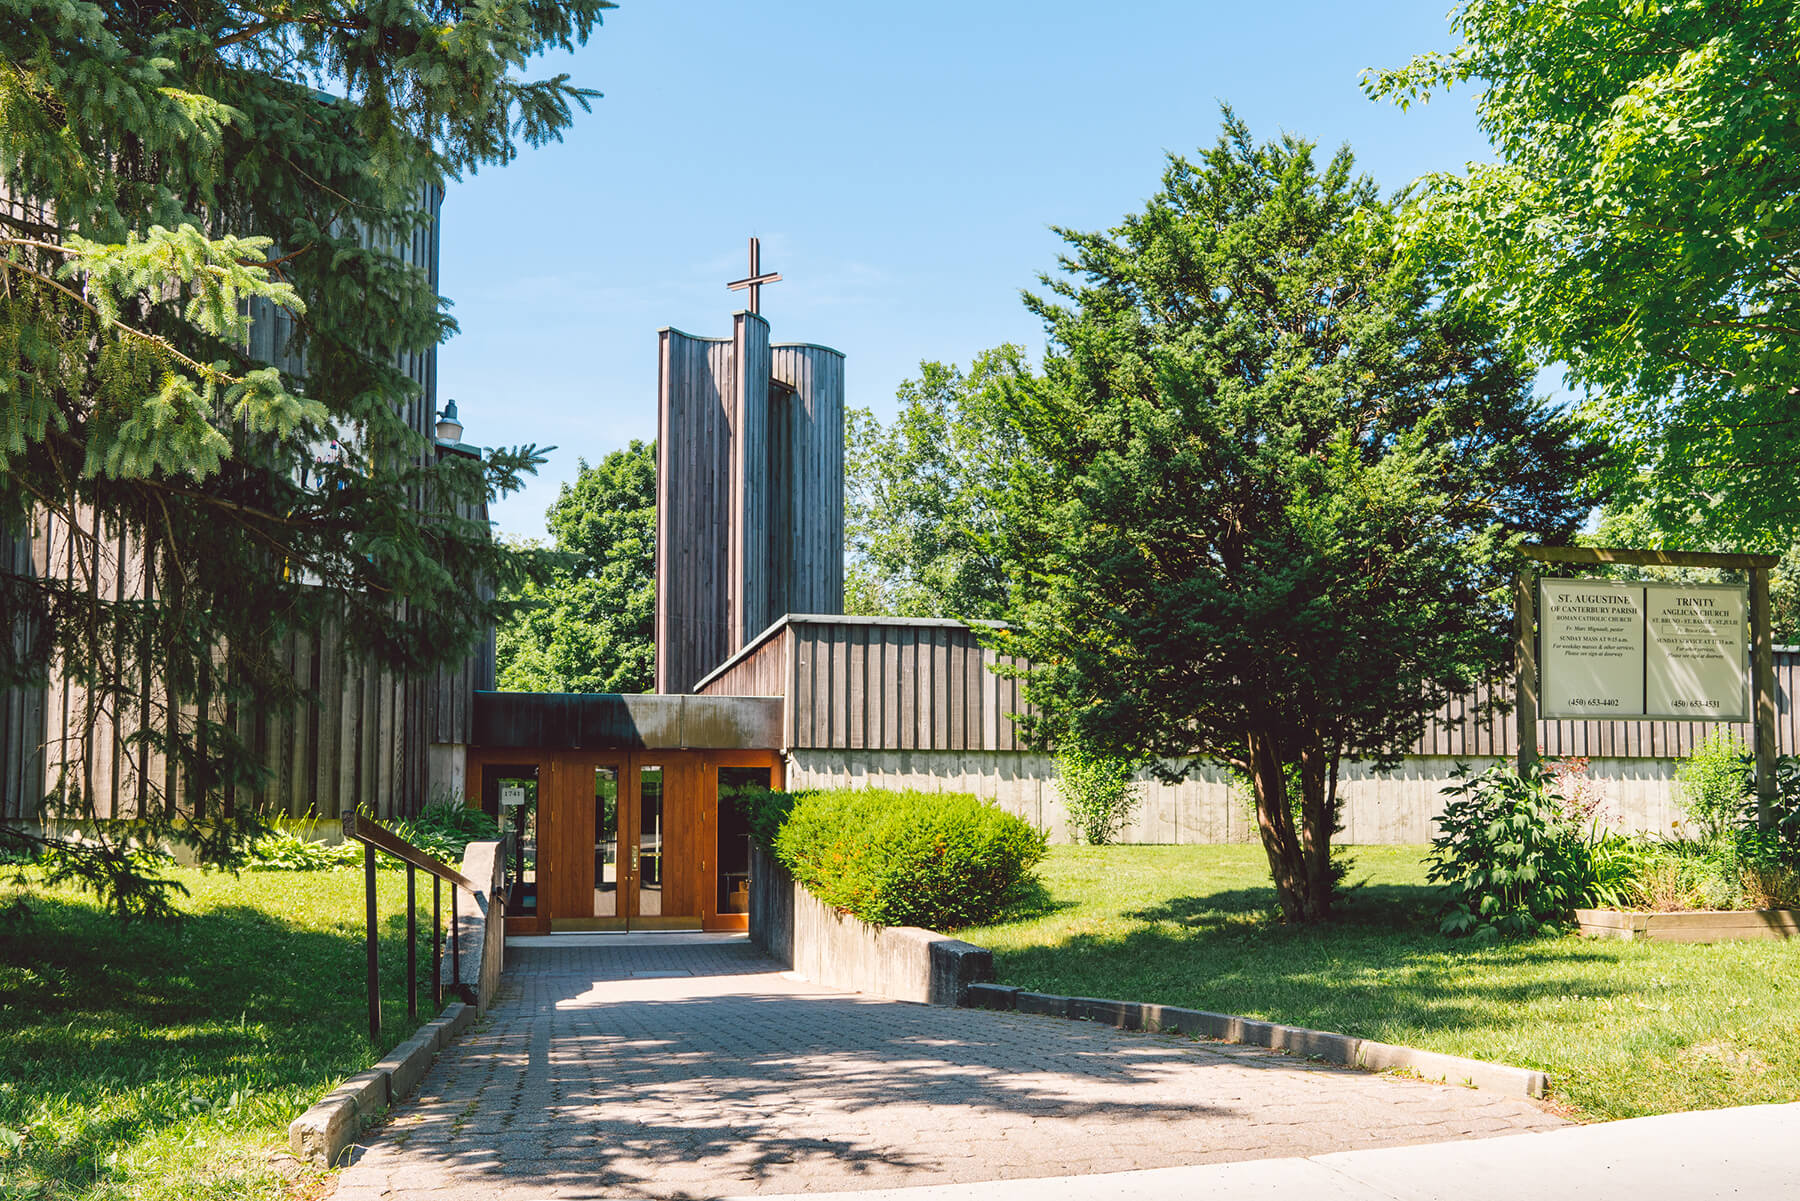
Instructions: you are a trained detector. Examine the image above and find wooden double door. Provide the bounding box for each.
[469,748,782,934]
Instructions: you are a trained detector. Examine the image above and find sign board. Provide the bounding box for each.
[1645,583,1749,721]
[1540,578,1748,721]
[499,784,526,809]
[1540,580,1645,718]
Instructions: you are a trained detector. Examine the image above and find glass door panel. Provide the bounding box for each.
[481,764,539,919]
[593,767,620,918]
[636,764,664,917]
[716,766,771,916]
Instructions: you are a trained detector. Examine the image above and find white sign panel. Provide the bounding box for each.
[1644,583,1748,721]
[1540,580,1645,719]
[500,784,526,809]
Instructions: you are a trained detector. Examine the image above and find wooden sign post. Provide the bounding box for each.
[1518,546,1781,829]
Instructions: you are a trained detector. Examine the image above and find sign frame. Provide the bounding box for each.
[1515,544,1779,831]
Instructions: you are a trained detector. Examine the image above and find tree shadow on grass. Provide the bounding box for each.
[1125,882,1444,931]
[0,884,443,1194]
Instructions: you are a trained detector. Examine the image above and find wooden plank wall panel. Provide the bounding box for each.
[694,627,792,698]
[656,329,735,694]
[731,313,772,649]
[770,344,846,618]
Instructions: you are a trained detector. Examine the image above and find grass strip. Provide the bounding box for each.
[961,844,1800,1122]
[1,866,446,1200]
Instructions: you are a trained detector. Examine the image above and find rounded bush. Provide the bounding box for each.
[772,788,1047,930]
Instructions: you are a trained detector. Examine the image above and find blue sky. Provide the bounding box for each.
[439,1,1489,539]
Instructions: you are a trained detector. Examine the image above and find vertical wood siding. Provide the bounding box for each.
[730,314,772,651]
[770,345,845,619]
[658,328,847,694]
[655,328,736,694]
[697,617,1800,761]
[697,617,1038,752]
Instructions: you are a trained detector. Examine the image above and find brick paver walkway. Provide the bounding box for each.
[332,939,1565,1199]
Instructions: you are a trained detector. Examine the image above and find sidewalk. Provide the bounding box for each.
[770,1103,1800,1201]
[333,936,1566,1200]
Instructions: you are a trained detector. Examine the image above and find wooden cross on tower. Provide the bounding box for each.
[726,236,782,315]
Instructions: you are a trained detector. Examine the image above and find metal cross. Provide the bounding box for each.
[726,236,782,315]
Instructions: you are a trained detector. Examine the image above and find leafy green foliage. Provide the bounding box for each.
[727,785,795,852]
[1429,763,1591,941]
[1676,729,1752,842]
[0,0,611,914]
[992,113,1594,923]
[389,802,502,867]
[1054,742,1142,846]
[844,346,1032,620]
[773,789,1047,930]
[1370,0,1800,541]
[243,829,362,871]
[496,441,656,693]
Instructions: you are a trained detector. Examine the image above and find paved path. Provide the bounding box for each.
[333,938,1565,1200]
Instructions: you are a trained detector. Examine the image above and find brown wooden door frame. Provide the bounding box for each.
[466,748,553,935]
[468,746,785,934]
[699,749,784,932]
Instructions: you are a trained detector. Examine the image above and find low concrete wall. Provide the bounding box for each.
[785,750,1686,845]
[749,844,994,1005]
[967,984,1548,1099]
[440,836,508,1011]
[288,1001,476,1165]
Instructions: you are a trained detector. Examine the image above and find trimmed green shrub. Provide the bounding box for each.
[1429,762,1591,940]
[727,783,795,850]
[1055,743,1143,845]
[773,788,1047,929]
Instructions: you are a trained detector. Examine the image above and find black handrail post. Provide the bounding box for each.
[431,874,442,1008]
[364,838,380,1039]
[406,863,418,1021]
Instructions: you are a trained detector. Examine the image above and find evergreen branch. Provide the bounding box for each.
[0,246,241,388]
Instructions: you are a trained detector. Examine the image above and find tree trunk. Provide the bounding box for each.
[1247,728,1338,923]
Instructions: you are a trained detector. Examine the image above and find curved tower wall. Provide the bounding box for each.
[655,318,845,694]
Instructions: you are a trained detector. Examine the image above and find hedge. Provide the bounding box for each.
[769,787,1047,929]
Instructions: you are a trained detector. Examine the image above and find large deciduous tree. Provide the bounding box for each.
[994,116,1594,923]
[844,346,1030,620]
[1367,0,1800,543]
[0,0,610,911]
[496,441,656,694]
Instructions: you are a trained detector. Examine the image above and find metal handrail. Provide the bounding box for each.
[342,810,477,1039]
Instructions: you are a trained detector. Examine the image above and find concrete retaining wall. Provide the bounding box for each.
[749,844,993,1005]
[785,750,1685,845]
[441,836,507,1010]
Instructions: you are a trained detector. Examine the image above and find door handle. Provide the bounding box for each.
[631,847,639,872]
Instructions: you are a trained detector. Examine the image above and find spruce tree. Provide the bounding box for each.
[0,0,612,913]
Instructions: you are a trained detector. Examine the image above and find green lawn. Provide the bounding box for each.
[0,865,444,1201]
[963,845,1800,1122]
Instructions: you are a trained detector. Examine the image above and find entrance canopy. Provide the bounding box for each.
[469,692,784,935]
[472,691,782,751]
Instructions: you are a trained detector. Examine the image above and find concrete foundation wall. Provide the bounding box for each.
[749,843,993,1005]
[784,750,1687,845]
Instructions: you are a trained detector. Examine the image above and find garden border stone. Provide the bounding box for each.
[288,1002,474,1166]
[965,987,1549,1099]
